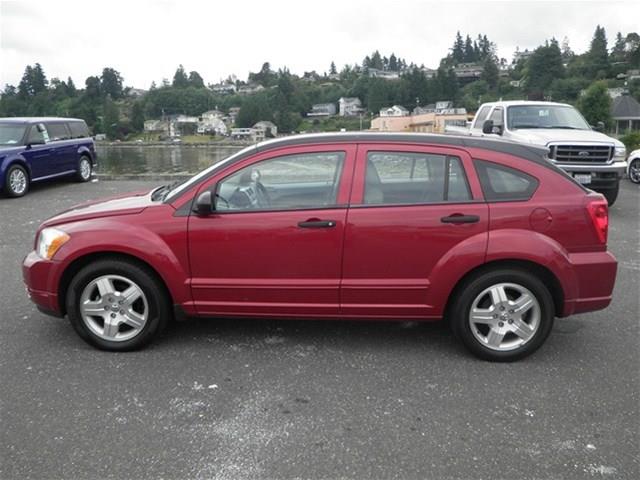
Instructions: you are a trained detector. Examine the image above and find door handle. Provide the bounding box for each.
[440,214,480,224]
[298,219,336,228]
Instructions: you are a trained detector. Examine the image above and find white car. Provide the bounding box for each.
[628,149,640,184]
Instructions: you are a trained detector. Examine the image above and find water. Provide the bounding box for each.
[95,144,245,175]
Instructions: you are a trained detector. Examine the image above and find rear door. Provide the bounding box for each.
[341,144,488,317]
[45,122,75,171]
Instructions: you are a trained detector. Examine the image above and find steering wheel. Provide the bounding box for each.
[230,169,271,209]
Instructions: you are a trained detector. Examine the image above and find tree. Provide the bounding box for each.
[172,65,189,88]
[463,35,475,63]
[249,62,276,87]
[66,77,77,97]
[561,36,574,62]
[18,63,48,98]
[452,31,465,63]
[577,81,612,128]
[370,50,383,70]
[103,96,120,139]
[101,67,124,99]
[481,56,499,89]
[188,71,205,88]
[389,53,398,71]
[525,40,564,98]
[131,102,145,131]
[587,25,609,78]
[611,32,626,62]
[235,94,272,127]
[85,76,102,99]
[329,61,337,75]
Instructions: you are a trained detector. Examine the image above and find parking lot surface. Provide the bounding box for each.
[1,179,638,480]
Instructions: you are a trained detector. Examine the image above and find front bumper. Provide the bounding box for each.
[555,160,627,175]
[562,250,617,316]
[22,250,62,316]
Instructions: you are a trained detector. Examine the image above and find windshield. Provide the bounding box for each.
[507,105,591,130]
[0,124,27,146]
[164,144,257,201]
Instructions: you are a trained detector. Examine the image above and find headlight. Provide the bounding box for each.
[614,146,626,158]
[37,228,70,260]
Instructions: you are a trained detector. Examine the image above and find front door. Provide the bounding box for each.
[188,144,356,317]
[22,123,54,180]
[341,144,488,318]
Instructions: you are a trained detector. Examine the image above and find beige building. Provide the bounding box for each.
[370,110,470,134]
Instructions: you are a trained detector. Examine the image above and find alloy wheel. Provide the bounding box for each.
[9,169,27,195]
[79,274,148,342]
[630,159,640,184]
[80,158,92,180]
[468,282,541,351]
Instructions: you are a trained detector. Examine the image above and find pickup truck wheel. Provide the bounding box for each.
[602,182,619,206]
[450,269,555,362]
[629,158,640,184]
[66,259,170,351]
[4,164,29,197]
[76,155,92,182]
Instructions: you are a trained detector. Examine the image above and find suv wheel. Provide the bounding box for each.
[629,158,640,184]
[450,268,555,361]
[66,259,170,350]
[4,164,29,197]
[76,155,92,182]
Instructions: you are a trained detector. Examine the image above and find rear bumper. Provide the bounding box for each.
[22,250,62,316]
[561,250,617,316]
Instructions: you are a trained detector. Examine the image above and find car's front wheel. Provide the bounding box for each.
[450,268,555,361]
[66,259,170,350]
[4,164,29,197]
[629,158,640,184]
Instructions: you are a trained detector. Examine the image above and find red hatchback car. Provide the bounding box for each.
[22,133,617,361]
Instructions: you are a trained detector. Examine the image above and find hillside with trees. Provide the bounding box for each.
[1,26,638,139]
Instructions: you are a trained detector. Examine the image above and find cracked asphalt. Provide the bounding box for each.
[1,178,638,479]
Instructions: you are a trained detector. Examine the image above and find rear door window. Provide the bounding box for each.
[45,123,71,141]
[474,160,539,201]
[68,121,89,139]
[363,152,472,205]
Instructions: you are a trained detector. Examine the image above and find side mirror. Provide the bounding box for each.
[193,191,213,216]
[595,121,605,132]
[482,119,494,134]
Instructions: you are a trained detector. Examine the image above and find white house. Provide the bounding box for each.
[253,121,278,138]
[144,119,169,134]
[211,83,237,94]
[339,97,363,117]
[237,84,265,95]
[198,113,227,136]
[380,105,410,117]
[308,103,337,117]
[368,68,400,80]
[231,127,264,142]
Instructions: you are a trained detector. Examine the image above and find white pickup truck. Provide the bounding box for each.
[467,100,627,205]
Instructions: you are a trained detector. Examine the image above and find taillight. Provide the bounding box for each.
[587,200,609,244]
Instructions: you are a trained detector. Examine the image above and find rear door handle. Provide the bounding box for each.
[298,219,336,228]
[440,214,480,224]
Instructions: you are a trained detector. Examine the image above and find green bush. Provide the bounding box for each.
[620,131,640,152]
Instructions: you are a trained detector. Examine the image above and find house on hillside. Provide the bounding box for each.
[379,105,409,117]
[413,105,435,115]
[611,93,640,134]
[308,103,337,117]
[339,97,363,117]
[228,107,241,124]
[512,47,534,65]
[211,83,237,94]
[371,107,469,134]
[198,110,227,135]
[453,63,483,82]
[420,67,437,79]
[253,121,278,138]
[368,68,400,80]
[237,83,265,95]
[144,119,169,135]
[231,127,264,142]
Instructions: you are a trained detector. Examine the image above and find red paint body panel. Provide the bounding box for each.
[22,139,618,324]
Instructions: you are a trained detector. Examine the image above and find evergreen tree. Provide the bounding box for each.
[101,67,124,99]
[85,76,102,99]
[329,61,337,75]
[389,53,398,71]
[452,31,465,63]
[587,25,609,78]
[525,39,564,97]
[172,65,189,88]
[463,35,475,63]
[481,56,499,89]
[611,32,626,62]
[131,102,145,131]
[18,63,48,98]
[66,77,77,97]
[188,71,205,88]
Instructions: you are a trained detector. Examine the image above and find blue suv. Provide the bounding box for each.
[0,117,96,197]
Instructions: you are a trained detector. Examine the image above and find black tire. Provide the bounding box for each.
[601,182,619,206]
[66,259,171,351]
[449,268,555,362]
[75,155,92,182]
[629,159,640,184]
[3,164,29,197]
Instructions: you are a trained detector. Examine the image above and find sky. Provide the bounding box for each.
[1,0,638,89]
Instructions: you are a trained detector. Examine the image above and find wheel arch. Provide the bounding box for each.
[57,251,174,316]
[443,259,564,321]
[2,156,32,182]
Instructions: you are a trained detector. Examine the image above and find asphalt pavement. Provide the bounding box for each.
[1,177,638,480]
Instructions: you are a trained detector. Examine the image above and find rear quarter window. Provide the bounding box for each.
[45,122,71,141]
[68,121,90,139]
[474,159,539,201]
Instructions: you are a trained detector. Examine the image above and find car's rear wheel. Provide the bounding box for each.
[450,268,555,361]
[66,259,170,350]
[629,158,640,184]
[4,164,29,197]
[601,182,619,206]
[76,155,92,182]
